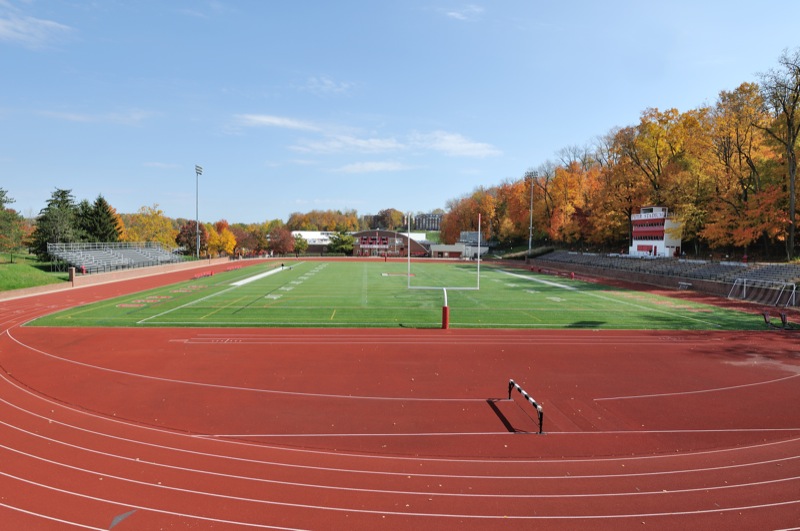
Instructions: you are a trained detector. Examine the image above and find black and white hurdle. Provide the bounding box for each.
[508,379,544,434]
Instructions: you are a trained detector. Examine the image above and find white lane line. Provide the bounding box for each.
[596,372,800,401]
[4,328,484,402]
[2,429,800,500]
[2,462,799,522]
[2,366,800,474]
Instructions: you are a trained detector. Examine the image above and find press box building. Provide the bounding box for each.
[628,206,682,257]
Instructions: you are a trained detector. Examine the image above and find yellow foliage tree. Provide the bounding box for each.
[205,223,220,256]
[122,204,177,249]
[218,227,237,256]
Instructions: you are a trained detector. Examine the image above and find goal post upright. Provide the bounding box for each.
[406,213,481,329]
[477,213,481,290]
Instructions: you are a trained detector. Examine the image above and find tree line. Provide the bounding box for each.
[441,48,800,260]
[0,187,375,260]
[7,49,800,261]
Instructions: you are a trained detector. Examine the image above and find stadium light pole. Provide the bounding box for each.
[527,170,538,257]
[195,165,203,260]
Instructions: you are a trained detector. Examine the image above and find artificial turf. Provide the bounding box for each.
[27,260,764,330]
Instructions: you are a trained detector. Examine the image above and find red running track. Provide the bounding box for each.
[0,269,798,530]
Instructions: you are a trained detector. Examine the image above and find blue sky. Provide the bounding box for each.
[2,1,799,224]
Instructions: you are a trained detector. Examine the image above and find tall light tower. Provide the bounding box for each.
[527,170,538,256]
[195,165,203,259]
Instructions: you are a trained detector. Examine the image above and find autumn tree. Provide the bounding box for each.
[375,208,405,230]
[205,223,220,256]
[286,210,360,232]
[758,47,800,258]
[617,108,693,206]
[269,226,294,255]
[205,219,236,257]
[530,163,559,243]
[123,204,177,249]
[293,234,308,256]
[492,179,528,247]
[175,221,208,256]
[587,131,647,248]
[219,228,237,255]
[0,188,24,261]
[661,107,715,251]
[440,195,477,244]
[551,163,582,243]
[214,219,229,234]
[251,222,273,253]
[230,223,261,255]
[702,83,778,253]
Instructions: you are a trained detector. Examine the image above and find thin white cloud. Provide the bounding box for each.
[304,75,354,96]
[235,114,321,131]
[235,112,499,159]
[0,3,72,48]
[292,134,404,154]
[443,4,484,21]
[411,130,500,157]
[334,161,411,173]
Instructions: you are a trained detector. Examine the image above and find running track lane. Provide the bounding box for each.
[0,272,798,529]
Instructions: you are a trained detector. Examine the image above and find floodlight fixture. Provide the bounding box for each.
[195,165,203,259]
[527,170,538,256]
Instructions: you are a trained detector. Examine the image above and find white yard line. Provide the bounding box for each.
[139,265,302,324]
[230,267,284,286]
[137,286,238,324]
[501,270,721,328]
[501,271,576,291]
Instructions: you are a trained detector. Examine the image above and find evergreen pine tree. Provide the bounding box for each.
[30,189,80,259]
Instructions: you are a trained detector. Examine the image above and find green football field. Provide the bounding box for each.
[28,260,764,330]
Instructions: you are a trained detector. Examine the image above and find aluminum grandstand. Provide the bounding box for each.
[48,242,182,273]
[534,250,800,307]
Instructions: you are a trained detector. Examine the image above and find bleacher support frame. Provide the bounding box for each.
[728,278,797,308]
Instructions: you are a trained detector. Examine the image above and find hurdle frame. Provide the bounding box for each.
[508,379,544,434]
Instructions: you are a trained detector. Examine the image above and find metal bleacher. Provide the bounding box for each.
[536,250,800,286]
[48,242,182,273]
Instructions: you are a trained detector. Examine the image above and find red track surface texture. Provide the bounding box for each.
[0,269,799,530]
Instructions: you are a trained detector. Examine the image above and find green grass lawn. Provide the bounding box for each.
[0,253,68,291]
[27,260,764,330]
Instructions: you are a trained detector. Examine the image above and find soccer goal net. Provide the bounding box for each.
[727,278,797,307]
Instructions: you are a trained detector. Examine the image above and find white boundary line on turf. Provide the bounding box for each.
[136,285,238,324]
[501,270,722,328]
[137,263,305,325]
[230,266,284,286]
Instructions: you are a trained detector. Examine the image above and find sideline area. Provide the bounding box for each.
[230,262,300,286]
